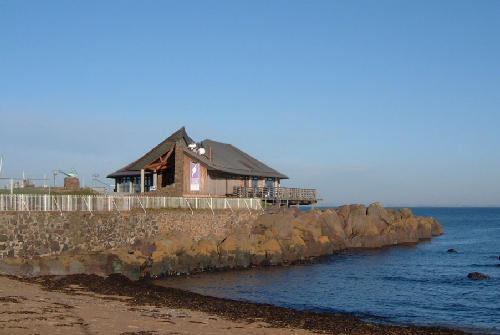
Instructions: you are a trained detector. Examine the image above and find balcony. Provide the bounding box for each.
[232,186,317,206]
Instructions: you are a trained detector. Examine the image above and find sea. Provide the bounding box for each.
[155,207,500,334]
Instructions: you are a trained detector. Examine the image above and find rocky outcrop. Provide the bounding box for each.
[0,204,443,280]
[467,272,489,280]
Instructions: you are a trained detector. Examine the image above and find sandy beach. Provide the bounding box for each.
[0,275,312,335]
[0,274,468,335]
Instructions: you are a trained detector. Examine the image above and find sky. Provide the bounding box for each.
[1,1,499,206]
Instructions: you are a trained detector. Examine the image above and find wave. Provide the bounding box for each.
[380,275,464,285]
[469,263,500,268]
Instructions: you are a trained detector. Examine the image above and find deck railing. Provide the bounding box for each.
[233,186,317,203]
[0,194,262,212]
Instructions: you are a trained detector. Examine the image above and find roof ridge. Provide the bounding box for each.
[123,127,186,170]
[107,126,190,177]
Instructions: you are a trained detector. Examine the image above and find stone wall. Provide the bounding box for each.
[0,210,258,259]
[0,212,158,259]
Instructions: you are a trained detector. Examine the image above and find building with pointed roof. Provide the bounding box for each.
[107,127,288,197]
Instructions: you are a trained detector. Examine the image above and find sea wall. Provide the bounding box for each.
[0,204,443,280]
[0,210,257,259]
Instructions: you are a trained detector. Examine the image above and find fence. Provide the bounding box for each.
[233,186,317,204]
[0,194,263,213]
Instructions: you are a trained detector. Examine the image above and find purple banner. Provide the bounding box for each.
[190,162,200,191]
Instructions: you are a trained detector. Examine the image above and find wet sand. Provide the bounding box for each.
[0,275,311,335]
[0,274,468,335]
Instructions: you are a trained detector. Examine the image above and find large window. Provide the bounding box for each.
[133,176,141,193]
[252,177,258,188]
[145,174,153,191]
[265,178,274,189]
[121,177,130,193]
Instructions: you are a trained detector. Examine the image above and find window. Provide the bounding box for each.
[121,177,130,193]
[145,174,153,191]
[133,176,141,193]
[252,177,258,188]
[265,178,274,189]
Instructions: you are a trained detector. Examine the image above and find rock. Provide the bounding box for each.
[50,240,60,253]
[430,218,443,236]
[366,202,391,224]
[400,208,413,219]
[190,239,218,257]
[447,249,457,253]
[318,210,345,242]
[467,272,489,280]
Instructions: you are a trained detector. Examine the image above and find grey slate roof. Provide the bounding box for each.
[186,140,288,179]
[107,127,288,179]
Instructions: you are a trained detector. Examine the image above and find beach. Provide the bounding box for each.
[0,275,312,335]
[0,273,468,335]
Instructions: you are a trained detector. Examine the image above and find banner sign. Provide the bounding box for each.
[190,162,200,191]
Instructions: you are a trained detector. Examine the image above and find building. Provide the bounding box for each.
[107,127,288,197]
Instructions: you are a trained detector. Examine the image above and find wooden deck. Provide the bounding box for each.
[232,186,317,206]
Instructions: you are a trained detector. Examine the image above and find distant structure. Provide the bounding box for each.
[107,127,317,205]
[64,177,80,190]
[54,169,80,190]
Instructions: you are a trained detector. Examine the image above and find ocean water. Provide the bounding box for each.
[156,208,500,334]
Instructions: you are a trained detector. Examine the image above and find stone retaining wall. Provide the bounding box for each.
[0,210,258,259]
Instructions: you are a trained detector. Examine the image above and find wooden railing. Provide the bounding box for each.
[233,186,317,203]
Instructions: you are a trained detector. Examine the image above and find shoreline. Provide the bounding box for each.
[153,254,496,335]
[3,273,473,335]
[147,240,429,279]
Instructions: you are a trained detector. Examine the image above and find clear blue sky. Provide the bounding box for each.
[1,1,499,206]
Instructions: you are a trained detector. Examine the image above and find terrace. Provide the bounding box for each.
[233,186,318,206]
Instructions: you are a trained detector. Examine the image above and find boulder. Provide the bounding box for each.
[317,210,346,244]
[400,208,413,219]
[467,272,489,280]
[429,218,443,236]
[366,202,391,224]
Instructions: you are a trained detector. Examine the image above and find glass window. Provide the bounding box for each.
[133,176,140,193]
[145,174,153,191]
[252,177,258,188]
[265,178,274,188]
[121,177,130,193]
